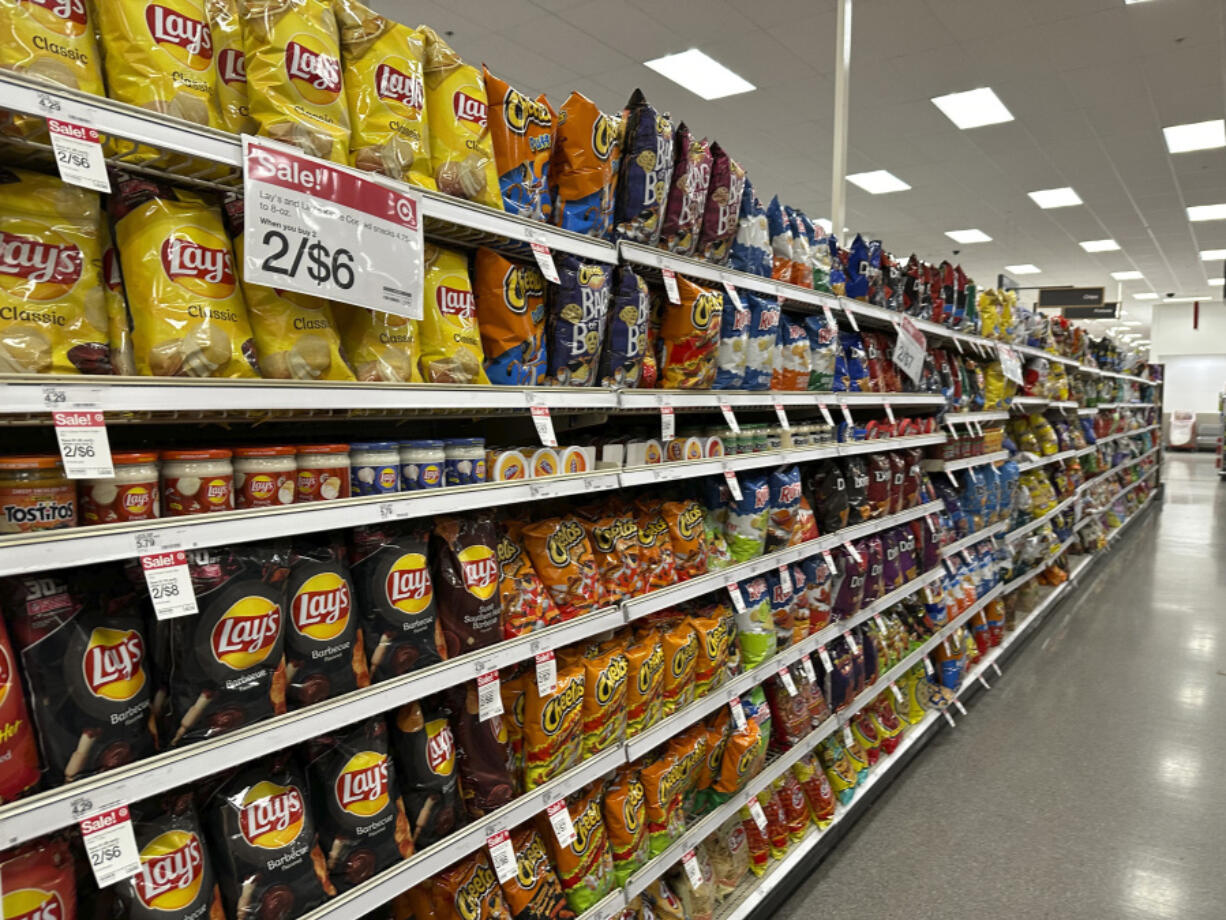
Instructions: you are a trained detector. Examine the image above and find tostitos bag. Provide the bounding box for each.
[334,303,421,382]
[421,26,501,208]
[336,0,433,187]
[475,248,547,385]
[484,66,554,220]
[112,177,259,378]
[659,276,722,389]
[240,0,351,163]
[95,0,222,126]
[419,244,489,384]
[551,92,622,239]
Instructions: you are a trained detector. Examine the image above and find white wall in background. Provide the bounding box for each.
[1159,356,1226,415]
[1152,301,1226,355]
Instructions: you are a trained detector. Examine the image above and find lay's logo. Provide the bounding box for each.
[335,751,390,817]
[82,626,146,701]
[240,782,305,849]
[21,0,86,26]
[385,553,432,615]
[0,231,82,290]
[376,61,424,111]
[2,888,64,920]
[160,231,235,297]
[132,830,204,911]
[122,487,153,515]
[218,47,246,86]
[436,285,475,320]
[458,545,498,601]
[452,90,487,128]
[210,597,281,670]
[286,36,342,104]
[291,571,351,642]
[145,3,213,68]
[502,87,551,135]
[425,720,455,775]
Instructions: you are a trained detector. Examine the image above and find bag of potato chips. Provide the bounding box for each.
[580,646,629,757]
[660,124,710,256]
[240,0,351,163]
[207,0,258,135]
[603,767,649,886]
[419,244,489,384]
[95,0,222,127]
[541,782,615,914]
[599,266,649,387]
[101,223,137,377]
[336,0,433,187]
[696,142,745,265]
[484,66,554,220]
[522,658,584,790]
[0,166,109,374]
[420,26,501,208]
[474,248,547,385]
[551,92,621,239]
[332,303,420,381]
[522,517,603,619]
[624,630,664,737]
[658,277,722,389]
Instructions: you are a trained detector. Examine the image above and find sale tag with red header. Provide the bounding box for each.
[530,239,560,284]
[662,268,680,303]
[79,805,140,888]
[54,411,113,479]
[141,551,198,620]
[48,118,110,193]
[477,671,503,721]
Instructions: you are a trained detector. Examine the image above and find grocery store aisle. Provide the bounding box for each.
[779,455,1226,920]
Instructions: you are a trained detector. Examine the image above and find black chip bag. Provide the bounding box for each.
[600,265,650,387]
[841,457,871,523]
[2,566,157,783]
[305,718,414,893]
[547,256,612,386]
[349,523,443,682]
[807,460,849,533]
[389,697,466,847]
[205,752,334,918]
[432,513,502,657]
[448,682,516,818]
[614,89,674,245]
[696,142,746,265]
[285,536,370,709]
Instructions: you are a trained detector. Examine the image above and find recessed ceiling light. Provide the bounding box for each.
[644,49,755,100]
[1200,249,1226,260]
[1187,203,1226,221]
[1005,263,1041,274]
[1209,277,1225,285]
[1080,239,1121,252]
[1133,292,1159,300]
[1123,321,1143,326]
[1163,296,1205,302]
[1163,119,1226,153]
[930,87,1014,129]
[846,170,911,194]
[1028,187,1082,209]
[1111,270,1145,280]
[945,228,992,244]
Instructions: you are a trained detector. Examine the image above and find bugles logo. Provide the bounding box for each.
[452,90,487,128]
[376,60,424,111]
[145,3,213,70]
[458,545,498,601]
[594,654,628,704]
[218,47,246,86]
[82,626,146,701]
[385,552,432,615]
[0,229,83,296]
[436,284,475,320]
[502,87,551,135]
[591,113,616,161]
[239,782,305,849]
[285,34,342,104]
[2,888,64,920]
[291,571,351,642]
[502,264,545,316]
[210,596,281,670]
[160,229,235,299]
[424,719,455,775]
[132,830,204,910]
[335,751,390,817]
[690,291,720,331]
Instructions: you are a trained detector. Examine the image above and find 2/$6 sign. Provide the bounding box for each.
[241,136,424,320]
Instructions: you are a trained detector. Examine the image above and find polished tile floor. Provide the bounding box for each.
[779,454,1225,919]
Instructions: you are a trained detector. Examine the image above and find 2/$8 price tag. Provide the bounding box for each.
[892,316,927,385]
[660,405,676,441]
[486,828,517,884]
[546,799,576,848]
[243,137,424,318]
[140,551,198,620]
[477,671,503,722]
[47,118,110,193]
[535,650,557,695]
[662,268,681,304]
[80,805,141,888]
[53,411,114,479]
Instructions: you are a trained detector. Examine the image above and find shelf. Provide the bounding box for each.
[939,521,1008,559]
[1079,466,1160,518]
[945,410,1010,424]
[1079,446,1161,495]
[1097,402,1157,410]
[614,389,946,412]
[921,450,1009,474]
[1015,449,1078,472]
[1004,494,1077,544]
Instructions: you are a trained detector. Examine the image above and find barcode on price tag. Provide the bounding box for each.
[722,281,743,310]
[662,268,680,304]
[774,403,791,430]
[80,805,140,888]
[892,316,927,385]
[800,656,816,684]
[681,849,703,888]
[535,651,557,695]
[660,404,677,441]
[529,404,558,447]
[720,403,740,433]
[141,551,198,620]
[778,667,797,696]
[818,402,835,426]
[530,240,560,284]
[47,119,109,193]
[747,798,767,832]
[729,697,747,731]
[818,645,833,669]
[477,671,503,721]
[723,469,743,501]
[487,828,517,884]
[53,411,113,479]
[546,799,576,847]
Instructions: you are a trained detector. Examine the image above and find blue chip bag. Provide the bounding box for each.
[834,331,868,392]
[474,248,548,385]
[614,89,674,245]
[743,292,780,391]
[730,177,770,277]
[845,234,869,299]
[766,465,802,551]
[547,255,612,385]
[713,291,750,390]
[767,195,794,281]
[600,265,649,387]
[804,314,837,391]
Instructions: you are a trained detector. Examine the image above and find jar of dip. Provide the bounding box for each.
[234,446,297,509]
[443,438,486,486]
[79,451,159,524]
[0,456,76,533]
[296,444,351,502]
[399,440,445,491]
[162,449,234,516]
[350,442,401,495]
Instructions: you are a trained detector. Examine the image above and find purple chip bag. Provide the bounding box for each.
[659,123,711,255]
[861,536,884,604]
[889,526,917,582]
[880,531,902,590]
[600,265,649,386]
[697,141,745,265]
[831,543,867,621]
[614,89,674,245]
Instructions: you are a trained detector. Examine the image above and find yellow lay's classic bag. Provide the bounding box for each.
[0,167,108,374]
[94,0,223,127]
[335,0,433,188]
[111,176,258,378]
[419,244,488,385]
[334,303,421,382]
[0,0,104,135]
[240,0,351,164]
[420,26,501,210]
[206,0,258,135]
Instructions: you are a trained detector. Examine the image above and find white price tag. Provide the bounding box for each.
[546,799,576,848]
[991,662,1003,677]
[818,402,835,426]
[723,469,743,502]
[747,798,768,832]
[727,584,746,614]
[719,402,740,433]
[141,551,198,620]
[945,418,959,437]
[840,403,854,427]
[53,411,113,479]
[821,550,836,572]
[946,470,959,488]
[874,615,887,633]
[722,281,743,310]
[662,268,681,304]
[843,541,862,564]
[530,404,558,447]
[800,656,816,683]
[777,564,792,593]
[79,805,141,888]
[943,709,957,727]
[681,849,703,888]
[953,700,968,716]
[892,316,927,385]
[243,137,423,317]
[530,241,560,284]
[923,657,935,677]
[943,637,953,655]
[822,303,837,330]
[961,549,973,564]
[884,402,896,424]
[487,828,517,884]
[841,302,860,331]
[477,671,503,721]
[774,403,791,430]
[998,344,1024,384]
[890,682,903,702]
[660,405,676,441]
[47,119,110,193]
[729,697,747,731]
[818,645,833,669]
[978,674,992,690]
[843,630,859,655]
[535,651,557,696]
[778,667,797,696]
[925,514,938,534]
[842,724,855,746]
[952,337,964,354]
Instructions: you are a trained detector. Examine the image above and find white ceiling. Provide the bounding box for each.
[378,0,1226,342]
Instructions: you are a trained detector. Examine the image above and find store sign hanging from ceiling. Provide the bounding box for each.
[241,136,424,319]
[1062,301,1118,320]
[1036,286,1105,309]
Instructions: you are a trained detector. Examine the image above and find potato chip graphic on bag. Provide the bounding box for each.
[336,0,434,188]
[419,244,489,385]
[484,65,554,220]
[112,176,259,378]
[420,26,501,209]
[95,0,223,127]
[207,0,258,135]
[240,0,351,164]
[334,302,422,382]
[551,92,622,239]
[0,166,110,375]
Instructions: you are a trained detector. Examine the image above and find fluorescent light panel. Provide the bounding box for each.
[1133,293,1159,300]
[1200,249,1226,260]
[1163,296,1204,302]
[846,170,911,194]
[1163,119,1226,153]
[1111,270,1145,280]
[1208,277,1225,285]
[643,49,755,100]
[931,87,1014,129]
[1188,203,1226,221]
[1080,239,1121,252]
[1028,187,1082,209]
[945,228,992,244]
[1122,321,1143,326]
[1005,263,1041,274]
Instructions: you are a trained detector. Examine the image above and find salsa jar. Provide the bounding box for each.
[296,444,351,502]
[0,456,76,533]
[79,451,160,524]
[234,445,297,509]
[162,449,234,516]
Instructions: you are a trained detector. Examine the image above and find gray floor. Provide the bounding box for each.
[779,454,1226,920]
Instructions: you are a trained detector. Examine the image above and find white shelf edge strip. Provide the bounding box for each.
[1004,494,1077,544]
[939,521,1008,558]
[922,450,1009,473]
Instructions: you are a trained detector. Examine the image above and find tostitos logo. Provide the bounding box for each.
[210,596,281,670]
[2,888,64,920]
[385,553,432,615]
[0,226,83,300]
[160,228,235,299]
[452,90,487,128]
[424,719,455,775]
[502,86,551,135]
[82,627,146,701]
[132,830,204,910]
[19,0,87,36]
[285,34,342,105]
[592,113,616,161]
[291,571,351,642]
[436,284,475,320]
[375,60,424,111]
[458,545,498,601]
[335,751,390,817]
[218,47,246,86]
[240,782,305,849]
[145,2,213,70]
[502,264,545,315]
